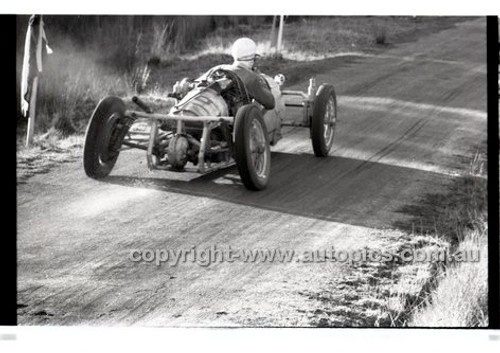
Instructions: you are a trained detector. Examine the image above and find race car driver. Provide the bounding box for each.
[172,38,276,110]
[227,37,276,110]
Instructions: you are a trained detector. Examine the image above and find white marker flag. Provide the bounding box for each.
[20,15,53,117]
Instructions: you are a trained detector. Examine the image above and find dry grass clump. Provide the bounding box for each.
[409,223,488,327]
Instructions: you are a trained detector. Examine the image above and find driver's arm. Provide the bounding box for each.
[249,74,275,110]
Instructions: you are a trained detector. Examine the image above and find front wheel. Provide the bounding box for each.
[311,84,337,157]
[83,96,127,179]
[234,104,271,191]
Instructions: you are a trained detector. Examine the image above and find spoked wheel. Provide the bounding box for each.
[311,84,337,157]
[234,104,271,190]
[83,96,128,179]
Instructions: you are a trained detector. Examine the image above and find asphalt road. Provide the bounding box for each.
[17,18,487,326]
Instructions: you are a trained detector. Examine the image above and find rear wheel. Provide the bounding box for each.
[311,84,337,157]
[234,104,271,191]
[83,96,127,179]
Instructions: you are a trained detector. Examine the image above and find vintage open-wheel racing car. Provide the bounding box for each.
[83,66,337,190]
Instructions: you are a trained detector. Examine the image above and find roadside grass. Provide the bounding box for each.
[389,147,488,327]
[17,128,84,184]
[405,149,488,327]
[16,44,132,135]
[182,17,469,62]
[292,227,454,327]
[382,218,488,328]
[408,223,488,326]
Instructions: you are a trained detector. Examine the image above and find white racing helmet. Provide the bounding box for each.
[231,37,258,62]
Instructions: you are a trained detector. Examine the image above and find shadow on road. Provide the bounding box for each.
[104,152,464,233]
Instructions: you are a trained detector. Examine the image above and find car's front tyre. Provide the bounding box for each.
[83,96,127,179]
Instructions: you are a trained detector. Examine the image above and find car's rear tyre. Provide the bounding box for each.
[311,84,337,157]
[83,96,126,179]
[234,104,271,191]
